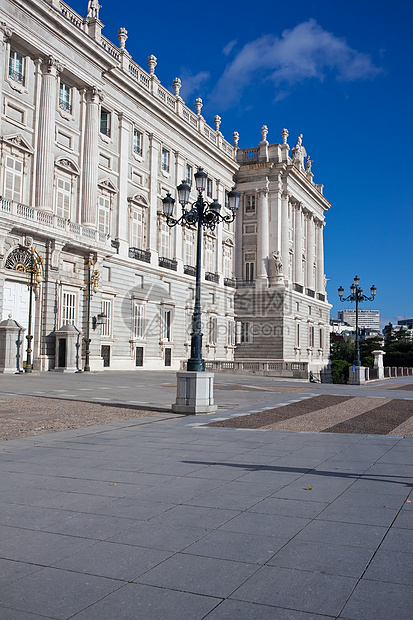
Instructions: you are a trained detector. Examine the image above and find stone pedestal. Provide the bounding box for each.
[172,371,217,415]
[54,324,81,372]
[348,365,369,385]
[372,350,385,380]
[0,316,25,373]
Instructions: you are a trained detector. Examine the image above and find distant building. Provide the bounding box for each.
[337,309,380,331]
[398,318,413,328]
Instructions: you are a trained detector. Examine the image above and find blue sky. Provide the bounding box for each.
[71,0,412,326]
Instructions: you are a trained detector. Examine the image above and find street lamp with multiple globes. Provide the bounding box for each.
[338,276,377,367]
[84,261,100,372]
[25,247,43,373]
[162,168,240,371]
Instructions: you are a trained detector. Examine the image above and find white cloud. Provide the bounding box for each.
[211,19,382,109]
[179,71,210,102]
[223,39,237,56]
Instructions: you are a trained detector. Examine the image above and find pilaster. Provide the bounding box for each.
[0,23,12,136]
[117,113,130,250]
[148,133,160,259]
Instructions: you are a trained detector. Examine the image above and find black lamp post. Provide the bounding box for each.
[25,247,43,373]
[162,168,240,372]
[84,261,100,372]
[338,276,377,367]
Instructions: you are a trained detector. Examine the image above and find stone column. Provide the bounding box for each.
[256,188,269,283]
[35,57,62,211]
[316,220,325,293]
[81,87,102,226]
[294,202,303,285]
[306,213,315,291]
[281,191,289,277]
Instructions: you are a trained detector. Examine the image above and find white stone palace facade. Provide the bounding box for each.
[0,0,331,376]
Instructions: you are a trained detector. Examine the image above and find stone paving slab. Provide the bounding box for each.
[1,372,413,618]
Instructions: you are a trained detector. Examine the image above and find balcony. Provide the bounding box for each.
[223,278,236,287]
[184,264,196,276]
[129,247,151,263]
[159,256,177,271]
[0,198,109,246]
[294,283,304,294]
[205,272,219,283]
[306,288,315,298]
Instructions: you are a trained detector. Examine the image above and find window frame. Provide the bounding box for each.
[61,289,78,327]
[100,107,111,137]
[58,82,72,114]
[8,49,24,85]
[3,155,23,203]
[100,298,112,338]
[133,128,143,156]
[161,148,170,173]
[245,194,256,213]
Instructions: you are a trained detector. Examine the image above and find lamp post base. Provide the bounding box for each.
[172,371,217,415]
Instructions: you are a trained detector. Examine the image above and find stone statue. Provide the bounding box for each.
[305,156,312,173]
[87,0,101,19]
[292,134,307,170]
[272,250,284,275]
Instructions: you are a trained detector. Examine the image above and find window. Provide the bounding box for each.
[227,320,236,346]
[62,291,77,326]
[9,50,24,84]
[133,129,142,155]
[101,299,112,338]
[4,156,23,202]
[209,316,218,345]
[160,222,170,258]
[245,262,255,281]
[320,328,324,350]
[245,194,256,213]
[134,303,145,339]
[161,148,170,172]
[59,83,72,113]
[296,323,300,347]
[309,325,315,348]
[55,177,71,219]
[206,178,213,198]
[98,195,110,235]
[223,246,233,279]
[185,230,194,266]
[308,306,312,315]
[161,309,172,341]
[237,321,252,344]
[131,209,144,248]
[186,164,192,184]
[100,108,111,136]
[205,238,214,272]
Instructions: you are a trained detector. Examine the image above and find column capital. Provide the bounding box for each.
[281,190,290,200]
[43,55,64,76]
[87,86,104,104]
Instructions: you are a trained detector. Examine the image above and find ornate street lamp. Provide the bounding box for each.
[84,261,100,372]
[338,276,377,366]
[25,247,43,373]
[162,168,240,371]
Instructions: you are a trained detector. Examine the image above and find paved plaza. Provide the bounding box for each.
[1,372,412,618]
